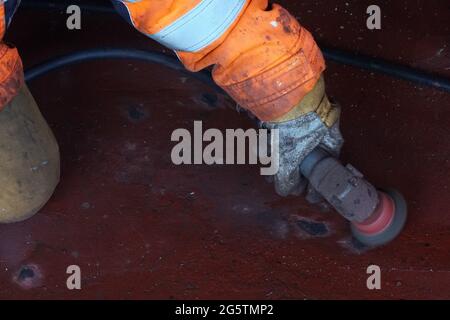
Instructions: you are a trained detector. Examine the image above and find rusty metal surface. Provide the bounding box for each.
[0,1,449,299]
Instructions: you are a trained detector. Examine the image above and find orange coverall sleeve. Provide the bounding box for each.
[119,0,325,121]
[0,4,23,110]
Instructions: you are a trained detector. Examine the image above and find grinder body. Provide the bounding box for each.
[299,147,407,247]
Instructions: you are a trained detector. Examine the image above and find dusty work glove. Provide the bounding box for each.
[261,77,344,199]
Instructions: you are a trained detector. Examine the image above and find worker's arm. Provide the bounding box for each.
[113,0,327,122]
[114,0,343,197]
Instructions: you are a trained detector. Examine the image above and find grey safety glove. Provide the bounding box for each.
[261,77,344,199]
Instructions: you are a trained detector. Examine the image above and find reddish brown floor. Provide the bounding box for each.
[0,1,449,299]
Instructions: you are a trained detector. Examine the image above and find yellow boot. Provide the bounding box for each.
[0,84,60,223]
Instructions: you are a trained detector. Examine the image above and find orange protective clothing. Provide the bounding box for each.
[0,4,23,111]
[0,1,325,122]
[118,0,326,121]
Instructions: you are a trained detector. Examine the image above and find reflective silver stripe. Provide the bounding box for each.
[148,0,246,52]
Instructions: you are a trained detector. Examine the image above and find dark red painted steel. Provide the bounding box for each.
[0,1,449,299]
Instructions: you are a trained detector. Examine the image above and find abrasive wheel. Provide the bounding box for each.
[351,189,407,247]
